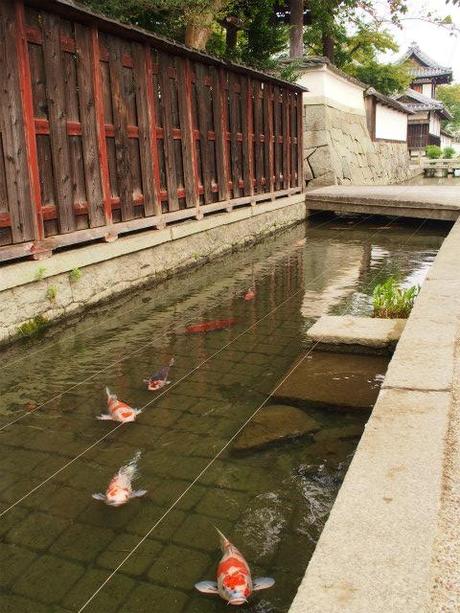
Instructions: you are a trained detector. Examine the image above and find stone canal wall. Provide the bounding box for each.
[290,218,460,612]
[0,195,306,347]
[304,103,418,188]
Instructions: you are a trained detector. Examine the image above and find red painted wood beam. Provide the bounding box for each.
[15,0,44,240]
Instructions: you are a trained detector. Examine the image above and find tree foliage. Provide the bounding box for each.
[437,84,460,133]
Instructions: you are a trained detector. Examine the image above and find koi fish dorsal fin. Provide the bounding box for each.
[105,387,117,402]
[214,526,230,550]
[253,577,275,591]
[194,581,218,594]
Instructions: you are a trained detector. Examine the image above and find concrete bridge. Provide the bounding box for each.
[306,185,460,221]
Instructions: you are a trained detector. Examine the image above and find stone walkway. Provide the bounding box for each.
[306,185,460,221]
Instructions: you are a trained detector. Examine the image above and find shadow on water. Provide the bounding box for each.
[0,215,448,612]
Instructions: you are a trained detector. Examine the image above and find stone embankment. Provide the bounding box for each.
[0,196,305,347]
[290,218,460,612]
[304,104,419,188]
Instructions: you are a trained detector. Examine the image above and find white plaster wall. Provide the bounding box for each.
[375,104,408,141]
[300,65,365,115]
[440,133,453,149]
[429,113,441,136]
[422,83,432,97]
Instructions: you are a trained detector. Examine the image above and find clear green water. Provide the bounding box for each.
[0,215,448,612]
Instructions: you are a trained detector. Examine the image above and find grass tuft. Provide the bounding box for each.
[18,315,49,337]
[372,277,419,319]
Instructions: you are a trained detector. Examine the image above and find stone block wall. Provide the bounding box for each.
[304,104,418,187]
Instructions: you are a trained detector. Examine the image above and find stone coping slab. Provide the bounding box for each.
[307,315,406,351]
[289,217,460,612]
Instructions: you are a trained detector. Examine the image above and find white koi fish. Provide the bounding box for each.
[92,450,147,507]
[195,528,274,606]
[144,357,175,391]
[97,387,142,423]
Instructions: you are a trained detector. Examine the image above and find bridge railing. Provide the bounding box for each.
[0,0,304,262]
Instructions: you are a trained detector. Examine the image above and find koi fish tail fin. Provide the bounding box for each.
[214,525,231,550]
[105,387,117,403]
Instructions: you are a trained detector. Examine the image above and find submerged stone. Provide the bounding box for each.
[233,404,319,451]
[274,351,388,410]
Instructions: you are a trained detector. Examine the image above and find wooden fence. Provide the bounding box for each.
[0,0,304,262]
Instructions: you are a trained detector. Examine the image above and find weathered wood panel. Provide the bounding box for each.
[0,0,303,261]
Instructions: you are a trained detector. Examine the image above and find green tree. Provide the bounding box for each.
[437,84,460,132]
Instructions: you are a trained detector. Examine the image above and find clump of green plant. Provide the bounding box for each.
[69,267,82,283]
[372,278,420,319]
[34,266,47,281]
[18,315,48,337]
[46,286,58,302]
[443,146,456,159]
[425,145,442,159]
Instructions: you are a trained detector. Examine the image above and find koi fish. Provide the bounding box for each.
[144,357,174,391]
[92,450,147,507]
[195,528,274,606]
[243,288,256,301]
[97,387,142,423]
[185,318,236,334]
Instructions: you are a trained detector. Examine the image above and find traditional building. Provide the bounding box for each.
[394,45,453,153]
[394,89,452,150]
[398,43,453,98]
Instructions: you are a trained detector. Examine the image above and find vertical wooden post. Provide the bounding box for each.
[74,24,106,227]
[42,11,75,233]
[158,52,179,212]
[182,58,201,217]
[228,73,241,198]
[282,89,290,189]
[144,44,164,224]
[297,92,303,189]
[273,86,281,191]
[242,76,254,200]
[90,26,112,225]
[268,84,275,194]
[195,63,213,208]
[214,67,229,201]
[14,0,43,241]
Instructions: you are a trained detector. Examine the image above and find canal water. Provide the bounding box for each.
[0,215,448,612]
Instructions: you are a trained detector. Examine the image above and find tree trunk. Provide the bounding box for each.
[185,23,213,50]
[289,0,304,58]
[322,32,334,62]
[226,22,238,53]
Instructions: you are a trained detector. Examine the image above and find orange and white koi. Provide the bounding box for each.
[97,387,142,423]
[195,528,274,606]
[92,450,147,507]
[243,288,256,301]
[144,357,174,391]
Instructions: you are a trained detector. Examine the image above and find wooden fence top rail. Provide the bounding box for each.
[25,0,307,92]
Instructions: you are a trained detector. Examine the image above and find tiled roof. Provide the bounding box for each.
[365,87,414,114]
[393,89,453,120]
[397,44,450,70]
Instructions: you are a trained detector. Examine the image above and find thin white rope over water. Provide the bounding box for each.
[0,210,331,374]
[77,348,315,613]
[77,214,433,612]
[0,212,340,432]
[0,214,375,518]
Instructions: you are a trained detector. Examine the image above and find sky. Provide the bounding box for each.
[380,0,460,82]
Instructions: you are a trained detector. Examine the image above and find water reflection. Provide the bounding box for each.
[0,216,448,612]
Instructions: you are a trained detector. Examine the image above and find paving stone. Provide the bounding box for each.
[127,505,186,540]
[172,513,233,552]
[119,581,188,612]
[62,568,135,611]
[13,554,84,604]
[6,511,69,551]
[0,542,37,588]
[50,522,114,562]
[196,488,249,521]
[147,543,211,590]
[0,594,49,613]
[97,533,163,576]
